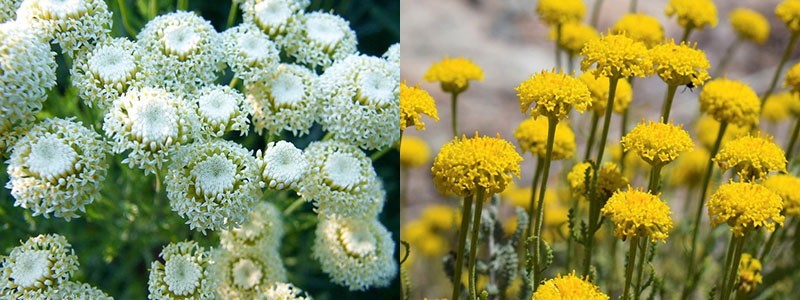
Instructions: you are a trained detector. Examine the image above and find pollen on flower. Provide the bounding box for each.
[601,187,673,242]
[621,120,694,167]
[424,56,484,94]
[707,181,784,236]
[578,72,633,114]
[730,8,770,44]
[665,0,718,31]
[431,133,522,197]
[532,271,610,300]
[612,13,664,48]
[514,117,576,160]
[580,34,653,79]
[516,69,592,120]
[699,78,761,127]
[649,40,711,87]
[714,134,786,180]
[400,82,439,131]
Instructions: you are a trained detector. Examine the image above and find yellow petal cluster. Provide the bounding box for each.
[532,272,610,300]
[737,253,763,295]
[776,0,800,33]
[514,117,576,160]
[400,82,439,131]
[783,62,800,95]
[698,78,760,127]
[400,135,432,168]
[612,13,665,48]
[621,120,694,167]
[669,148,709,187]
[420,204,461,231]
[431,133,523,197]
[707,182,784,237]
[423,56,484,94]
[401,220,448,258]
[580,34,653,79]
[730,8,770,44]
[714,135,786,180]
[763,91,794,122]
[550,22,599,55]
[763,174,800,217]
[601,188,673,242]
[665,0,718,31]
[578,72,633,114]
[535,0,586,26]
[649,40,710,87]
[516,70,592,120]
[567,162,628,201]
[694,115,749,150]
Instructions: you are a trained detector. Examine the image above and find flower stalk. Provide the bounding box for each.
[531,116,558,290]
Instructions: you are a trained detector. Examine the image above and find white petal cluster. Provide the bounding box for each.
[43,281,113,300]
[312,215,396,291]
[256,141,309,191]
[71,38,147,110]
[222,23,280,84]
[0,21,57,151]
[220,201,284,250]
[103,87,198,175]
[317,55,399,150]
[0,0,22,22]
[148,241,217,300]
[247,64,319,136]
[241,0,307,44]
[6,118,109,220]
[0,234,79,299]
[16,0,112,57]
[166,140,261,233]
[211,246,287,299]
[193,85,251,138]
[136,11,224,94]
[260,282,311,300]
[300,141,384,219]
[284,12,357,70]
[383,42,399,64]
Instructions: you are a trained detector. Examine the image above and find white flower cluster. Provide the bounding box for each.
[248,63,319,136]
[43,281,113,300]
[16,0,112,57]
[284,12,357,70]
[0,0,22,23]
[257,141,309,191]
[261,282,311,300]
[383,42,399,64]
[6,118,108,220]
[71,37,147,110]
[193,85,252,138]
[241,0,308,45]
[222,22,280,84]
[148,241,217,300]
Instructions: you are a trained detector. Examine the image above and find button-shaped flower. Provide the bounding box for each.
[699,78,761,127]
[649,40,710,87]
[424,56,484,94]
[708,182,784,237]
[665,0,718,31]
[400,82,439,131]
[602,188,673,242]
[516,70,592,120]
[0,234,79,299]
[581,34,653,79]
[532,272,610,300]
[714,135,786,180]
[514,117,576,160]
[148,241,217,300]
[612,14,664,48]
[431,133,522,197]
[730,8,770,44]
[621,120,694,167]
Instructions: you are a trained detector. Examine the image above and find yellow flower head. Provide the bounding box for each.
[578,72,633,114]
[665,0,718,31]
[694,115,749,150]
[400,82,439,131]
[536,0,586,26]
[532,272,610,300]
[612,14,665,48]
[550,22,599,55]
[699,78,760,127]
[431,133,523,197]
[621,120,694,167]
[669,148,709,187]
[424,56,484,94]
[776,0,800,33]
[714,134,787,180]
[516,70,592,120]
[601,188,673,242]
[737,253,763,295]
[783,62,800,95]
[421,204,460,231]
[501,181,532,208]
[730,8,770,44]
[707,181,784,237]
[400,136,432,168]
[580,34,653,79]
[514,117,576,160]
[763,91,793,122]
[567,162,628,202]
[401,220,447,257]
[764,174,800,217]
[649,40,711,87]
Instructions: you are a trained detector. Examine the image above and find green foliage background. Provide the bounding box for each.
[0,0,399,299]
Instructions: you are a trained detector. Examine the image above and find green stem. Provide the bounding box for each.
[680,25,693,43]
[721,234,746,300]
[451,92,461,137]
[633,238,649,300]
[620,78,632,173]
[177,0,187,10]
[229,77,240,88]
[226,2,239,28]
[623,236,640,300]
[647,165,663,195]
[786,117,800,163]
[719,234,738,300]
[590,0,604,27]
[762,32,800,110]
[452,194,475,300]
[532,116,558,291]
[149,0,157,19]
[567,53,575,74]
[525,157,544,244]
[283,198,306,215]
[555,24,563,70]
[759,226,781,262]
[468,189,486,300]
[661,84,678,123]
[116,0,137,36]
[584,112,601,162]
[713,38,742,78]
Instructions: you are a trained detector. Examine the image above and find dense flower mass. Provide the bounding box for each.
[567,162,628,201]
[211,245,287,299]
[665,0,718,31]
[400,82,439,131]
[763,92,795,122]
[284,11,358,70]
[612,13,664,48]
[532,272,610,300]
[601,188,673,242]
[550,22,598,55]
[248,63,319,136]
[17,0,112,56]
[698,78,761,127]
[649,40,711,87]
[0,0,22,22]
[776,0,800,33]
[737,253,763,294]
[431,133,522,196]
[424,56,484,94]
[192,85,251,138]
[784,62,800,94]
[71,38,146,110]
[516,70,592,119]
[578,72,633,114]
[707,182,784,236]
[621,120,694,167]
[730,8,770,44]
[400,136,432,168]
[535,0,585,26]
[384,42,399,64]
[261,283,310,300]
[580,34,653,79]
[241,0,307,44]
[43,281,113,299]
[220,201,284,250]
[764,174,800,217]
[148,241,217,300]
[222,22,280,84]
[257,140,309,191]
[0,234,79,299]
[714,135,787,180]
[514,117,576,160]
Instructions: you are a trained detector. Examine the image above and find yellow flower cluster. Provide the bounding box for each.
[550,22,599,55]
[601,188,673,242]
[401,204,460,260]
[580,34,653,79]
[612,14,665,48]
[516,70,592,120]
[649,40,710,87]
[776,0,800,33]
[763,92,795,122]
[694,116,749,150]
[535,0,586,26]
[665,0,718,31]
[400,136,432,168]
[567,162,628,202]
[714,135,786,180]
[764,174,800,217]
[783,62,800,95]
[578,73,633,114]
[532,272,610,300]
[400,82,439,131]
[737,253,763,295]
[621,120,694,167]
[424,56,484,94]
[514,117,576,160]
[730,8,770,44]
[669,148,709,187]
[431,133,522,197]
[708,182,784,236]
[699,78,761,127]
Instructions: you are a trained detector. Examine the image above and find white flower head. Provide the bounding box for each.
[148,241,217,300]
[222,23,280,84]
[193,85,252,138]
[103,87,199,175]
[0,0,23,22]
[43,281,113,300]
[16,0,112,57]
[220,201,284,251]
[71,37,147,110]
[0,234,80,299]
[248,64,319,136]
[6,118,109,220]
[242,0,307,43]
[211,246,287,299]
[300,141,385,219]
[383,43,399,64]
[256,141,309,191]
[312,215,397,291]
[284,12,357,70]
[0,21,57,152]
[166,140,261,233]
[260,282,311,300]
[317,55,400,150]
